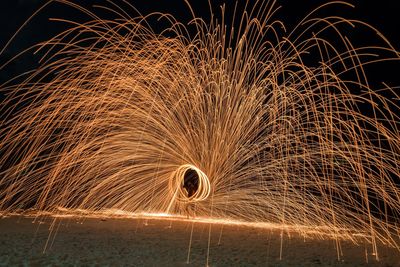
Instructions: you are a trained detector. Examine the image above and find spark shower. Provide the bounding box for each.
[0,0,399,256]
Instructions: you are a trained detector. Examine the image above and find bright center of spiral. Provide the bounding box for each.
[169,164,211,203]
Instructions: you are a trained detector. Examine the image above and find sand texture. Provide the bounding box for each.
[0,216,399,266]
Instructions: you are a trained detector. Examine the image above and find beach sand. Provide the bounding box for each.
[0,215,398,266]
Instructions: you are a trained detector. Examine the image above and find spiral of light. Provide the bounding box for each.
[169,164,211,203]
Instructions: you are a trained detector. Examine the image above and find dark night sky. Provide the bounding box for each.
[0,0,400,87]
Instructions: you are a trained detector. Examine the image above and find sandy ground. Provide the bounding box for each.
[0,215,399,266]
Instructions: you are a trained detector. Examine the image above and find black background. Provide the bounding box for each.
[1,0,400,87]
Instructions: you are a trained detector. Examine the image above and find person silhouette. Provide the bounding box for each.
[183,169,199,198]
[182,169,199,218]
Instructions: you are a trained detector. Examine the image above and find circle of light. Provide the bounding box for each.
[169,164,211,203]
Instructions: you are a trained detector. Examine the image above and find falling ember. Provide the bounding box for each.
[0,0,399,258]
